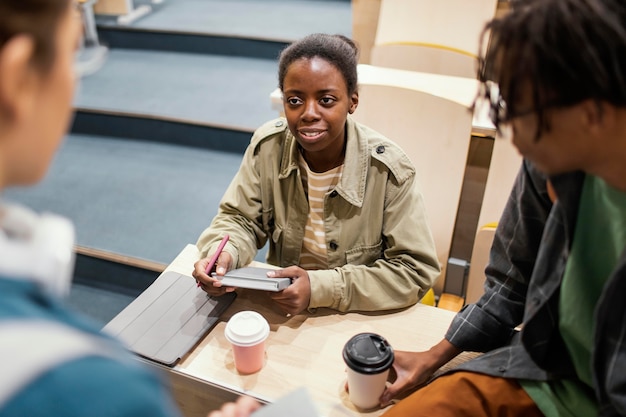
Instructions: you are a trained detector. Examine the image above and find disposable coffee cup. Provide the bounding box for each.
[343,332,394,410]
[224,310,270,374]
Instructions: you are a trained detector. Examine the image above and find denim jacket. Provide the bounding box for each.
[197,117,440,312]
[446,160,626,416]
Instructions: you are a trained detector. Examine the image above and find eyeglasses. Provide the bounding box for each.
[480,80,574,128]
[477,81,510,130]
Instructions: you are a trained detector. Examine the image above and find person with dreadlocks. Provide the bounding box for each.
[373,0,626,415]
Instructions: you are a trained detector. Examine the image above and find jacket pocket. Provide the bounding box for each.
[269,225,284,263]
[261,208,275,234]
[345,240,384,265]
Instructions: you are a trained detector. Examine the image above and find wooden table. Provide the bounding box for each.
[149,245,460,417]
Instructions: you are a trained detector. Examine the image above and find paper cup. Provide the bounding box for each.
[343,332,394,409]
[224,311,270,374]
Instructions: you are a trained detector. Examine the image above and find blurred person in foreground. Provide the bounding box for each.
[0,1,209,415]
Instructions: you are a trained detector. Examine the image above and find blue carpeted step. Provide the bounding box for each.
[74,49,279,137]
[67,252,161,328]
[97,29,290,60]
[96,0,351,52]
[75,0,352,150]
[68,283,136,327]
[71,110,253,153]
[4,133,246,265]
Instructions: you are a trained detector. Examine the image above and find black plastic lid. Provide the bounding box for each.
[342,332,394,375]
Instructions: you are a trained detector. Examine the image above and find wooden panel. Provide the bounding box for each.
[353,65,476,295]
[75,245,166,272]
[370,0,498,79]
[169,369,244,417]
[355,0,510,69]
[352,0,382,64]
[94,0,131,15]
[143,359,246,417]
[465,225,496,304]
[447,137,493,265]
[476,131,523,229]
[371,44,477,78]
[496,1,511,18]
[374,0,498,55]
[437,293,465,312]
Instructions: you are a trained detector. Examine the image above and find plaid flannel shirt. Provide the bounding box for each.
[444,160,626,416]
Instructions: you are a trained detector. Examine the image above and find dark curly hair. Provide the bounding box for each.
[278,33,359,95]
[478,0,626,136]
[0,0,71,71]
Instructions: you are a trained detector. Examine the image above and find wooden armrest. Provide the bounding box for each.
[437,293,465,312]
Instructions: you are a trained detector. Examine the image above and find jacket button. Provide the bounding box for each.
[330,190,338,197]
[498,366,506,373]
[329,241,338,250]
[275,120,284,127]
[376,145,385,154]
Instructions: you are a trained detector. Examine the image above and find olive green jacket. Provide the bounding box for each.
[197,117,440,312]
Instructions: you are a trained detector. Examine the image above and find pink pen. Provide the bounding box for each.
[198,234,230,288]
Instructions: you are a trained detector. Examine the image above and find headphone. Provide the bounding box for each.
[0,203,75,298]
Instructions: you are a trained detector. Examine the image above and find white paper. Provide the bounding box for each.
[252,387,319,417]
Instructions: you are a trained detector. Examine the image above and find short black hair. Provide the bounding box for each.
[478,0,626,133]
[278,33,359,95]
[0,0,71,72]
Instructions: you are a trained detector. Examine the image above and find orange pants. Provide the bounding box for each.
[381,372,544,417]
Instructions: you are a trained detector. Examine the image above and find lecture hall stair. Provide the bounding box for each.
[4,0,351,325]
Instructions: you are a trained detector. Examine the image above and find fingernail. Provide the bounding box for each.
[216,266,225,274]
[267,271,275,277]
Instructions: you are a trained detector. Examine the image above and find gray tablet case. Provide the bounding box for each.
[103,271,236,366]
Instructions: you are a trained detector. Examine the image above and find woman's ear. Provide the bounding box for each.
[0,35,37,123]
[348,91,359,114]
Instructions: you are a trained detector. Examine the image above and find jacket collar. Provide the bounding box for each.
[279,117,367,208]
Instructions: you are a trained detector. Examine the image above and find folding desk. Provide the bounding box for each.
[127,244,468,417]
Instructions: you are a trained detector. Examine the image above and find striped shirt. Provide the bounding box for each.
[298,154,343,270]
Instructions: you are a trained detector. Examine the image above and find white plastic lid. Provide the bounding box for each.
[224,311,270,347]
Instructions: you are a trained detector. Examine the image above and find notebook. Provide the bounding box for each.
[212,267,291,291]
[103,270,236,366]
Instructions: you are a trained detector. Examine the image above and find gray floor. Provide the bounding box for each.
[100,0,351,42]
[75,49,279,132]
[67,283,136,327]
[3,133,244,265]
